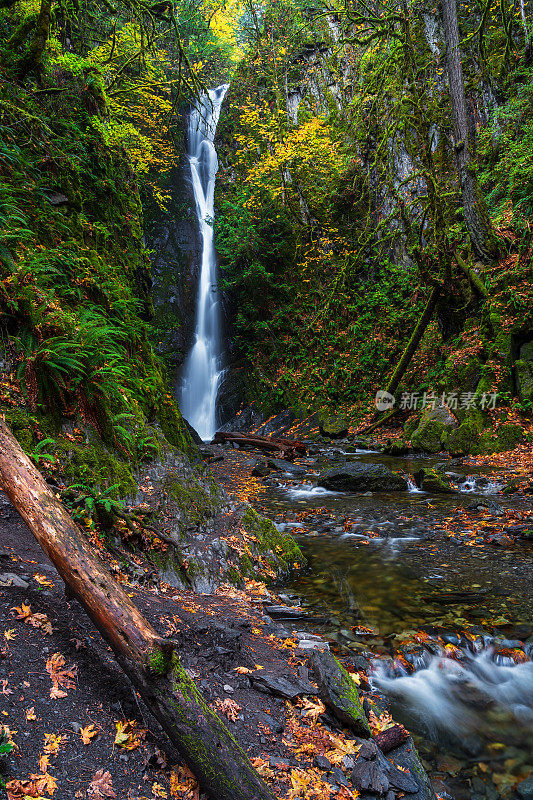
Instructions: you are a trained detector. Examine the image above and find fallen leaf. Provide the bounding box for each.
[4,629,16,642]
[33,573,54,588]
[88,769,116,799]
[43,734,62,755]
[152,783,168,798]
[50,686,67,700]
[212,697,241,722]
[26,707,36,721]
[114,719,144,750]
[80,724,98,744]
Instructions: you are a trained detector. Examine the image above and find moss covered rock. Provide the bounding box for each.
[414,468,455,493]
[515,359,533,403]
[319,415,349,439]
[447,416,480,456]
[410,406,457,453]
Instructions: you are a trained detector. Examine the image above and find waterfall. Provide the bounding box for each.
[179,84,229,441]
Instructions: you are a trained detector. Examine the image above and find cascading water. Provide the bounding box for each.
[179,84,229,441]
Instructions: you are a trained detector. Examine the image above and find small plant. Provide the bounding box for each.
[28,438,57,467]
[61,483,125,527]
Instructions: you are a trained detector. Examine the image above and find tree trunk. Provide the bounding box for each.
[455,252,489,298]
[19,0,52,83]
[385,286,441,398]
[213,431,307,459]
[0,420,275,800]
[441,0,498,263]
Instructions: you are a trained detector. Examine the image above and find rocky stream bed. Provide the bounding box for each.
[209,433,533,800]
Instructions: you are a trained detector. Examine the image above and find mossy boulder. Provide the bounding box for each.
[515,359,533,403]
[310,649,371,737]
[493,423,524,452]
[414,468,455,493]
[410,406,457,453]
[240,505,305,578]
[447,416,480,456]
[319,415,349,439]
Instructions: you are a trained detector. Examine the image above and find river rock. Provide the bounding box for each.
[266,458,307,475]
[249,670,317,700]
[319,415,349,439]
[414,468,455,493]
[251,459,270,477]
[351,737,435,799]
[318,463,408,492]
[517,775,533,799]
[310,650,371,737]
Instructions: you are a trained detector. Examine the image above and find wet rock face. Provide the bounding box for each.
[146,158,203,372]
[318,462,408,493]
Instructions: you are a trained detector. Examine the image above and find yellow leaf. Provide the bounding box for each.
[80,724,98,744]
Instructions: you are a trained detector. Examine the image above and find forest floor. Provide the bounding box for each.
[2,432,533,800]
[0,483,425,800]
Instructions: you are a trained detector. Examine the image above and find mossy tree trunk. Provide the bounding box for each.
[441,0,498,263]
[385,286,441,398]
[19,0,52,83]
[0,419,275,800]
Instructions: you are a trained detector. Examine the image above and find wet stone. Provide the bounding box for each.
[249,670,317,700]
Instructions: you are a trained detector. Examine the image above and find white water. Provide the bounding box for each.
[373,647,533,739]
[179,84,229,441]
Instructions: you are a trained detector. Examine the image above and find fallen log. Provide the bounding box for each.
[213,431,307,460]
[0,419,275,800]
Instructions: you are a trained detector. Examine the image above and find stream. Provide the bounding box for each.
[256,446,533,799]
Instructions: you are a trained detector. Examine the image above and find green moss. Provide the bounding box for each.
[447,416,481,456]
[53,439,136,497]
[148,647,171,676]
[240,505,305,578]
[165,476,218,528]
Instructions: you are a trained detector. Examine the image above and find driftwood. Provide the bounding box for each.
[0,419,275,800]
[213,431,307,460]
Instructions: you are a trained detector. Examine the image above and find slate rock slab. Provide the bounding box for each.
[249,670,317,700]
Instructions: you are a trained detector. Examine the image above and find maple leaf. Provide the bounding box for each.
[39,753,50,773]
[298,696,326,723]
[169,765,199,799]
[46,652,77,698]
[0,679,13,695]
[26,707,36,721]
[152,783,168,798]
[87,769,116,799]
[11,603,32,620]
[114,719,143,749]
[213,697,241,722]
[4,629,16,641]
[288,768,311,798]
[26,613,53,636]
[250,757,275,779]
[50,686,67,700]
[80,724,98,744]
[31,771,58,796]
[43,734,62,755]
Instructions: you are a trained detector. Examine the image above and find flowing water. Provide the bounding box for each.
[258,447,533,797]
[179,84,229,440]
